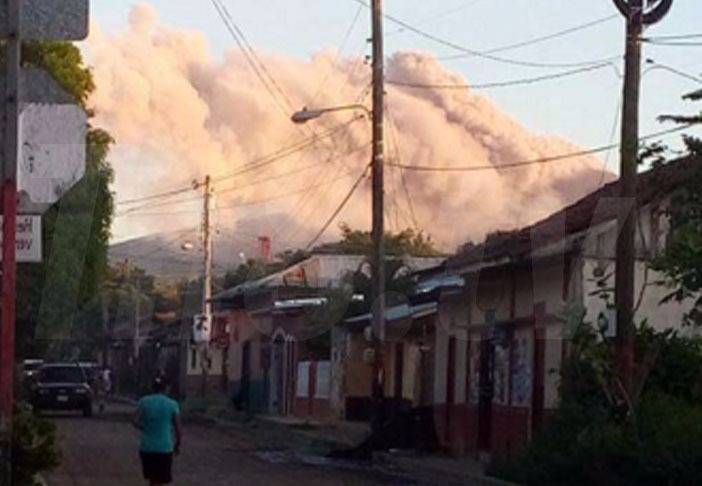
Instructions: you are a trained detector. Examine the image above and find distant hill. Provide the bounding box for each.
[109,214,319,280]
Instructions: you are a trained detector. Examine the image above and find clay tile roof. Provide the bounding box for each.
[448,155,702,268]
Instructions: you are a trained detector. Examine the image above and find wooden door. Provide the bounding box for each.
[477,336,494,451]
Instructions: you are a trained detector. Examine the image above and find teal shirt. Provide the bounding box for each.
[138,394,179,453]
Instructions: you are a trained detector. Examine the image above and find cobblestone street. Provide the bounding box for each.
[44,404,414,486]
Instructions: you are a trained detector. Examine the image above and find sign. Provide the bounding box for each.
[0,0,89,40]
[0,216,41,263]
[192,314,211,344]
[0,69,88,213]
[19,103,87,210]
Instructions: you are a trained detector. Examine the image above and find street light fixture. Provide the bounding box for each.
[290,104,372,124]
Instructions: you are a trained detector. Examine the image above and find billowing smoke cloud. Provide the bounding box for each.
[87,4,608,253]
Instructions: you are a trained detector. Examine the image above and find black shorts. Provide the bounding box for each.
[139,451,173,484]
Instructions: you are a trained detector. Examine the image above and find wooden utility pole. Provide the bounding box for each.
[200,175,213,397]
[615,0,643,394]
[613,0,673,393]
[370,0,386,433]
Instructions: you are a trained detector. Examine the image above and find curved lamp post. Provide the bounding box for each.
[291,104,372,124]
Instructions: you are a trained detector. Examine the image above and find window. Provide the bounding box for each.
[190,349,197,369]
[40,366,86,384]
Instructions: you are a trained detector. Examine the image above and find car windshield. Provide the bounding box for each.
[40,367,86,384]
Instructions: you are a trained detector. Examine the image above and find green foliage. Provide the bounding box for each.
[652,163,702,326]
[331,223,442,257]
[489,324,702,486]
[651,86,702,326]
[16,43,114,359]
[12,404,60,486]
[22,41,95,107]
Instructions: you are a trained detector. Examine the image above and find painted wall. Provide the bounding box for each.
[579,199,697,334]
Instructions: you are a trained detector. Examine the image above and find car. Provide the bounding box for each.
[31,363,94,417]
[78,362,100,390]
[22,358,44,380]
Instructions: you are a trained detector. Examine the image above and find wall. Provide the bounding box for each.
[579,200,696,334]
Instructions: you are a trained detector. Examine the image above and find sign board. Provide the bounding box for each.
[0,69,88,213]
[0,0,89,40]
[0,215,41,262]
[192,314,211,344]
[19,103,87,210]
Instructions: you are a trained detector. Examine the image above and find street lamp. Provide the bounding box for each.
[291,104,372,124]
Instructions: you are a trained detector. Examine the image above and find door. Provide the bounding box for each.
[394,343,404,400]
[240,341,251,411]
[477,336,494,451]
[271,336,285,414]
[532,328,546,433]
[445,336,457,444]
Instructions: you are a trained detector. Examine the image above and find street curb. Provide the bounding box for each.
[372,452,521,486]
[109,395,138,406]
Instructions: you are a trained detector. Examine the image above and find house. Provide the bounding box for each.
[212,253,442,418]
[413,156,701,457]
[329,156,699,457]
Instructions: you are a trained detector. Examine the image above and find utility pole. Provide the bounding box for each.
[200,175,214,397]
[612,0,672,394]
[0,0,21,480]
[370,0,386,433]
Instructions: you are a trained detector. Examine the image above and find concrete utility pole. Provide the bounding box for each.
[612,0,672,393]
[370,0,386,433]
[200,175,214,397]
[0,0,20,480]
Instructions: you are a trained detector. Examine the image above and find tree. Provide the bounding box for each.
[16,42,114,359]
[653,85,702,326]
[327,223,442,257]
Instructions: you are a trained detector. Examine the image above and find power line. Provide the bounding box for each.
[387,0,487,36]
[599,95,623,188]
[350,0,618,69]
[116,195,202,217]
[216,142,371,196]
[114,119,361,217]
[439,14,618,60]
[385,105,419,229]
[211,0,294,116]
[310,3,365,101]
[116,187,193,207]
[387,63,613,90]
[213,118,360,183]
[643,33,702,41]
[118,170,361,218]
[644,40,702,47]
[389,124,692,173]
[276,86,372,247]
[305,164,371,251]
[110,227,199,260]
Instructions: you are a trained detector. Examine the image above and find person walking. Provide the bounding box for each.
[133,376,182,486]
[98,367,112,414]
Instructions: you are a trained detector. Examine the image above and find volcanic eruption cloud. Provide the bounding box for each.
[87,4,608,251]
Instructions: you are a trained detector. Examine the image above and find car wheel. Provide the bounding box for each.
[83,403,93,418]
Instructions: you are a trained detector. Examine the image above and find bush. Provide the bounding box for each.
[12,404,60,486]
[489,325,702,486]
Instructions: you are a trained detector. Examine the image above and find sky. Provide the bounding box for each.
[90,0,700,151]
[86,0,702,251]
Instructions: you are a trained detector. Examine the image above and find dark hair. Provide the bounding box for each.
[152,376,167,393]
